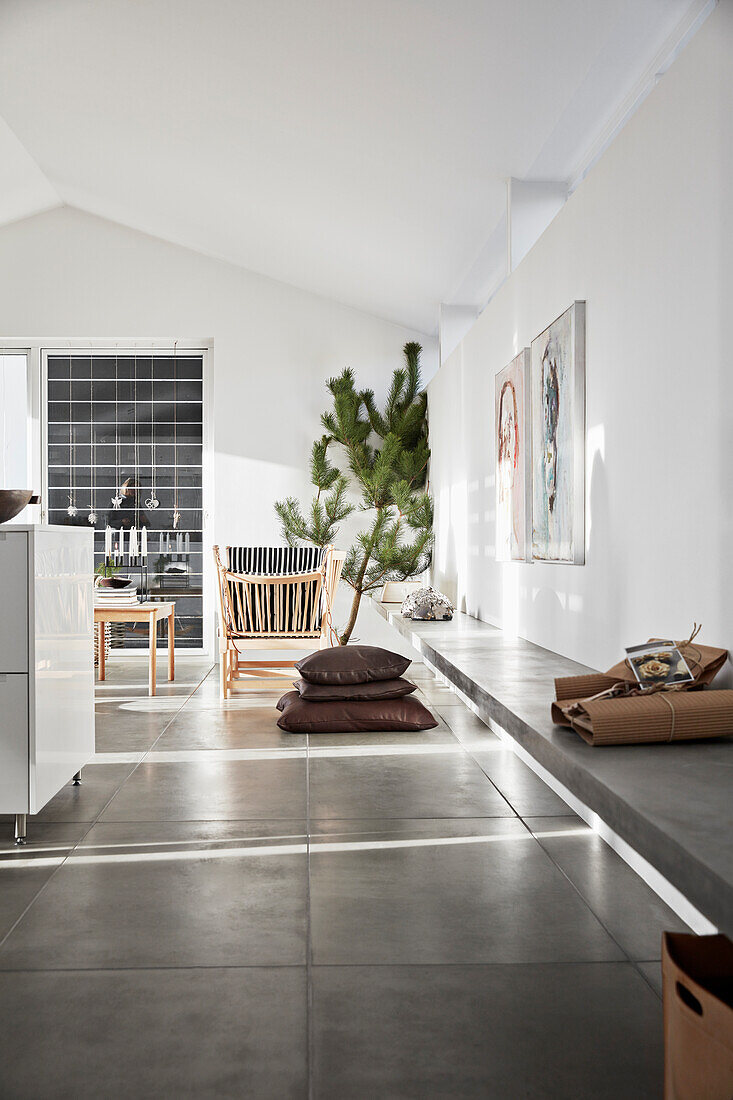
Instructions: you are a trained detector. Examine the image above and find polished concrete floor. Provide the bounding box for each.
[0,657,686,1098]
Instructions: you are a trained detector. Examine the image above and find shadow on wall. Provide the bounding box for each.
[433,481,461,610]
[466,473,493,620]
[528,436,619,669]
[585,441,621,667]
[444,523,460,611]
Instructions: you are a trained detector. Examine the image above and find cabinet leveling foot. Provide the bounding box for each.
[14,814,27,845]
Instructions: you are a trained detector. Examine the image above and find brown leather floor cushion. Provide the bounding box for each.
[276,691,438,733]
[295,644,410,685]
[288,677,416,704]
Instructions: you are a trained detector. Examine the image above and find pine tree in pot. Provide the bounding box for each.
[275,342,433,644]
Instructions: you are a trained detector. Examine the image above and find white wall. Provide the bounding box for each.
[0,206,436,650]
[429,1,732,680]
[0,352,28,486]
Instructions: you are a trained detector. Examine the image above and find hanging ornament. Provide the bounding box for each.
[172,340,180,529]
[133,346,140,531]
[67,348,78,517]
[111,345,124,508]
[88,347,97,527]
[146,349,159,509]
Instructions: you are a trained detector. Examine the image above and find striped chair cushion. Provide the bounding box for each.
[227,546,325,576]
[225,546,327,634]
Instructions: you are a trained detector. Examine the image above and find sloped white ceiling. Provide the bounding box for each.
[0,115,59,227]
[0,0,700,332]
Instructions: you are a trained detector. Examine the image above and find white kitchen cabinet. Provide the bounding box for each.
[0,524,94,842]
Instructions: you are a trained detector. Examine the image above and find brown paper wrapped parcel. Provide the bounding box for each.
[552,639,730,746]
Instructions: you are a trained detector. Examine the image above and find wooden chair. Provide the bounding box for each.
[213,544,345,699]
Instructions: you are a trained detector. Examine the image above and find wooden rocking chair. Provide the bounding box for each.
[213,544,345,699]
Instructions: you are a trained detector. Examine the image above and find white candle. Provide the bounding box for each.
[118,528,125,563]
[184,532,190,558]
[129,526,138,559]
[105,526,112,560]
[141,526,148,560]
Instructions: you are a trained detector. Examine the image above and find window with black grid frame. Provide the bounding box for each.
[46,352,204,649]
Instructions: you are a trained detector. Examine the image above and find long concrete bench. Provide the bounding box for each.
[371,598,733,935]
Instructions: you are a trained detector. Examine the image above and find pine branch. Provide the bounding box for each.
[324,475,354,527]
[310,437,340,493]
[402,342,422,407]
[361,388,388,437]
[384,368,407,431]
[274,497,310,546]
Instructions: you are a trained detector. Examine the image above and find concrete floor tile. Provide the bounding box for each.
[309,752,516,819]
[312,963,663,1099]
[471,749,576,816]
[0,824,87,942]
[405,661,437,680]
[309,818,623,964]
[415,682,466,705]
[436,704,503,747]
[156,706,305,750]
[0,966,307,1099]
[525,816,690,958]
[98,757,308,821]
[638,960,663,998]
[95,705,175,752]
[0,821,308,969]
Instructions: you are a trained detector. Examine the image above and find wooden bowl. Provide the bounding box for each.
[0,490,35,524]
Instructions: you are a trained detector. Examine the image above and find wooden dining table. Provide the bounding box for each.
[94,601,175,696]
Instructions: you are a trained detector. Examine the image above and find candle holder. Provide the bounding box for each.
[101,555,149,602]
[129,557,150,602]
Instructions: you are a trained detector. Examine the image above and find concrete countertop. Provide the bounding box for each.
[371,598,733,935]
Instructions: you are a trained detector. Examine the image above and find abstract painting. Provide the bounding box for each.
[530,301,585,563]
[495,348,530,561]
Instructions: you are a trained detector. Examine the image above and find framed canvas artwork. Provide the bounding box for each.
[530,301,586,564]
[495,348,531,561]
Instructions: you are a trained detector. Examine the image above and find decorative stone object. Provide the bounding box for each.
[401,586,453,621]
